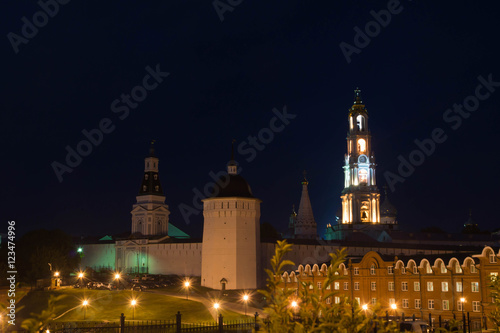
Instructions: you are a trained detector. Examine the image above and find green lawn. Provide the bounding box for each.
[17,289,213,324]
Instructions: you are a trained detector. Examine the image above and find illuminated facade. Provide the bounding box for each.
[340,89,381,225]
[281,246,500,330]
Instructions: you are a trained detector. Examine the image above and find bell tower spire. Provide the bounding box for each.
[340,88,380,225]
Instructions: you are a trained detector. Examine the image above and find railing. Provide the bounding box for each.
[38,312,258,333]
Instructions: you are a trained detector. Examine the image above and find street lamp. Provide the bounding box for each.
[291,301,299,321]
[131,299,137,320]
[362,304,368,311]
[460,297,466,333]
[243,294,250,316]
[184,281,190,300]
[114,273,121,290]
[54,272,60,277]
[82,300,89,320]
[214,302,220,323]
[391,303,397,319]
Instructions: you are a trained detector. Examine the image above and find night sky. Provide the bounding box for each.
[3,1,500,239]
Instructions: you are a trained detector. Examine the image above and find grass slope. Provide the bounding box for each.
[18,289,213,324]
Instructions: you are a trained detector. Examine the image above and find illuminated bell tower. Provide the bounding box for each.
[340,88,380,225]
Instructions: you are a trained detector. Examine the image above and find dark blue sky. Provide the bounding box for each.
[3,0,500,238]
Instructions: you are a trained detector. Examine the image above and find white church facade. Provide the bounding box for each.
[80,90,499,290]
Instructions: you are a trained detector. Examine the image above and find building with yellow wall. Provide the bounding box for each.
[280,246,500,330]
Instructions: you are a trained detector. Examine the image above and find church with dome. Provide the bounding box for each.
[80,89,500,290]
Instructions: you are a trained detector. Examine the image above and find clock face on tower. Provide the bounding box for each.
[358,155,367,163]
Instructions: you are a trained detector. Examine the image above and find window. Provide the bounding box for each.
[335,296,340,304]
[359,169,368,184]
[440,264,447,274]
[388,266,394,274]
[455,264,463,274]
[414,282,420,291]
[470,264,477,273]
[401,267,406,274]
[388,281,395,291]
[370,298,376,305]
[490,253,497,263]
[415,299,421,309]
[326,297,331,304]
[326,284,331,290]
[358,138,366,152]
[334,282,340,290]
[456,281,463,292]
[413,266,418,274]
[354,268,359,275]
[344,282,349,290]
[355,297,361,305]
[354,282,360,290]
[371,282,376,291]
[428,299,434,310]
[442,282,449,292]
[457,301,463,311]
[427,282,434,291]
[472,282,479,292]
[402,299,409,308]
[389,298,395,305]
[401,282,408,291]
[473,301,480,312]
[309,284,313,289]
[426,263,432,274]
[317,282,322,289]
[443,300,450,310]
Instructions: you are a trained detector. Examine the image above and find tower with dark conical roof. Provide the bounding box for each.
[131,141,170,236]
[294,171,317,239]
[380,186,398,227]
[201,141,261,290]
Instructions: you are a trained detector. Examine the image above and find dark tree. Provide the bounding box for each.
[16,229,80,286]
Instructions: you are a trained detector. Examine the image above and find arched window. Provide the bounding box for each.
[356,115,366,131]
[440,262,447,274]
[357,139,366,153]
[370,264,376,275]
[359,169,368,184]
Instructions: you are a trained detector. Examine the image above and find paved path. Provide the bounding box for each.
[147,290,263,321]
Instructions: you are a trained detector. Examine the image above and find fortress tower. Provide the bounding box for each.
[201,145,261,290]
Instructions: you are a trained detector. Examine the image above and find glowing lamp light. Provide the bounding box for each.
[390,303,397,310]
[460,297,466,303]
[243,294,249,301]
[213,302,220,310]
[291,301,298,308]
[184,281,190,288]
[131,299,137,306]
[82,300,88,306]
[114,273,121,280]
[362,304,368,311]
[54,272,60,277]
[78,272,84,278]
[77,247,83,253]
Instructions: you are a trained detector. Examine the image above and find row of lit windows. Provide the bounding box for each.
[324,297,481,312]
[312,281,480,292]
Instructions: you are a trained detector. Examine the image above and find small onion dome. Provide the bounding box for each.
[380,197,397,217]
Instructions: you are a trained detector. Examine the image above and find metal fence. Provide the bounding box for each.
[33,312,257,333]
